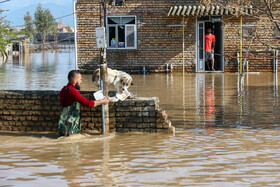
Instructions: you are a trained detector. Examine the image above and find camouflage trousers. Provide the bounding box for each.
[58,102,81,136]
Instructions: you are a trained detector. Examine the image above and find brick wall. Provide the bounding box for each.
[0,90,174,134]
[76,0,196,72]
[76,0,280,72]
[223,10,280,72]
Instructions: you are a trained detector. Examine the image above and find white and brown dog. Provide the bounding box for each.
[92,68,133,94]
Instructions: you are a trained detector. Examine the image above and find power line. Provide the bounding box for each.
[9,12,76,28]
[0,0,10,4]
[55,13,74,20]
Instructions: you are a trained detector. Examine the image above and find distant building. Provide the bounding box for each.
[56,22,74,33]
[34,22,74,42]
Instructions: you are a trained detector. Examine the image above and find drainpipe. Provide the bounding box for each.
[143,66,146,75]
[274,50,278,73]
[239,16,243,75]
[276,50,278,72]
[274,50,276,73]
[73,0,78,70]
[237,52,240,73]
[183,16,185,76]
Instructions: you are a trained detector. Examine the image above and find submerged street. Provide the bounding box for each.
[0,48,280,186]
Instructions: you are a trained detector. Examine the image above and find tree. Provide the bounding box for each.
[66,26,73,45]
[34,4,56,49]
[66,25,73,33]
[0,14,21,61]
[24,11,35,39]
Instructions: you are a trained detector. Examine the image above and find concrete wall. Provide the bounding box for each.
[76,0,280,72]
[0,90,175,134]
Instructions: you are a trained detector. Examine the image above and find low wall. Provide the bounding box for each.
[0,90,175,134]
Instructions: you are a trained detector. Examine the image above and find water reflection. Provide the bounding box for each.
[0,46,75,91]
[1,49,280,129]
[1,129,280,186]
[1,49,280,186]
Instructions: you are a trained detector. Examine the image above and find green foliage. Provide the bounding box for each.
[66,26,73,33]
[34,4,56,45]
[0,15,23,57]
[24,11,35,38]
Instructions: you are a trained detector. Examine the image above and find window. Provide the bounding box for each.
[109,0,125,6]
[107,16,137,49]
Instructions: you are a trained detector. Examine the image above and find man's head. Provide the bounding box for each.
[206,28,212,34]
[68,70,82,90]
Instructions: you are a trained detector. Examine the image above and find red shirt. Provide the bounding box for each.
[205,34,216,52]
[60,83,95,108]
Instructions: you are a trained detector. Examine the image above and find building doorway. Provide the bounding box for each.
[196,17,224,72]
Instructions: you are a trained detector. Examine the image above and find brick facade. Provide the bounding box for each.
[76,0,280,72]
[0,90,174,134]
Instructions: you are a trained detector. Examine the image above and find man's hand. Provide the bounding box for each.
[102,97,112,104]
[94,97,112,107]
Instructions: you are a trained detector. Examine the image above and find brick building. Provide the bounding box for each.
[76,0,280,72]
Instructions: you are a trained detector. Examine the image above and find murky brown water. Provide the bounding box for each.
[1,48,280,186]
[1,129,280,186]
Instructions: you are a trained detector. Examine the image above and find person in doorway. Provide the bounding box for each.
[205,28,216,71]
[59,70,112,137]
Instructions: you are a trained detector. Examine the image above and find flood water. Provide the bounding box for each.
[1,47,280,186]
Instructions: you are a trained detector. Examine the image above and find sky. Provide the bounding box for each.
[2,0,72,11]
[1,0,74,27]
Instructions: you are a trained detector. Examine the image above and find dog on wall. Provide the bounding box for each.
[92,68,133,94]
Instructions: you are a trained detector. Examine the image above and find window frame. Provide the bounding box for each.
[106,15,137,50]
[108,0,124,6]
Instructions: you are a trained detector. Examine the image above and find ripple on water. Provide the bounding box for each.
[0,129,280,186]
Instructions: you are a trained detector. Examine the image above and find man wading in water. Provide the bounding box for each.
[59,70,111,136]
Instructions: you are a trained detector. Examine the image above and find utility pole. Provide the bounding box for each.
[72,0,78,70]
[100,0,109,134]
